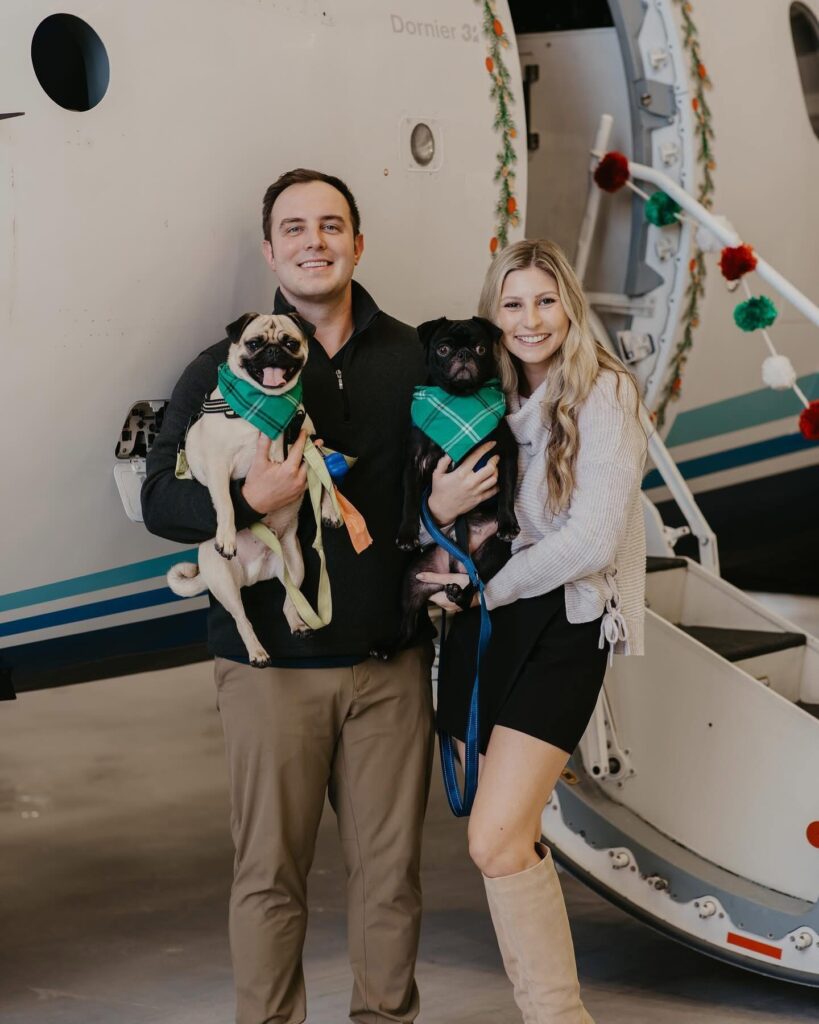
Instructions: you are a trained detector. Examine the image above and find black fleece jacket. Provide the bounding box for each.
[141,283,428,663]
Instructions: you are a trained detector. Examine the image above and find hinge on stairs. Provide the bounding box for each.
[578,687,634,785]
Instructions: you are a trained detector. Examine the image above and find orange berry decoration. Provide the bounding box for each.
[485,56,494,73]
[506,196,517,215]
[691,97,699,112]
[490,236,499,254]
[493,18,503,36]
[697,63,707,79]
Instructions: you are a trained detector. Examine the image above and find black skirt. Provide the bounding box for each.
[435,587,608,755]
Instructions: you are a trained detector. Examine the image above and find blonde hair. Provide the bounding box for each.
[479,239,640,515]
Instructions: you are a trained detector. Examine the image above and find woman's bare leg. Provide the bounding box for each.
[466,726,593,1024]
[467,725,568,877]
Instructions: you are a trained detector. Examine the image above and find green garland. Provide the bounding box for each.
[476,0,519,254]
[655,0,716,429]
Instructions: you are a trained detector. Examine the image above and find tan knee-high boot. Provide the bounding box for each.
[484,876,537,1023]
[482,846,594,1024]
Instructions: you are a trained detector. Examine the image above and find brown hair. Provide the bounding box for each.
[262,168,362,242]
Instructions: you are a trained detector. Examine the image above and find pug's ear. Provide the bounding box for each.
[417,317,449,351]
[471,316,503,345]
[226,313,260,343]
[286,313,317,341]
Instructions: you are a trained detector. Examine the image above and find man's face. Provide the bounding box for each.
[263,181,364,304]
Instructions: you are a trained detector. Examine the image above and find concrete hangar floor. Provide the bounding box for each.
[2,630,818,1024]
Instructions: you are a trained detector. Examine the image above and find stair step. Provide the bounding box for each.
[677,625,806,662]
[646,556,688,573]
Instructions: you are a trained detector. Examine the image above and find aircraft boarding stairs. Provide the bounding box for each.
[543,528,819,984]
[532,120,819,984]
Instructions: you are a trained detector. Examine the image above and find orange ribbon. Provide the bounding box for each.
[334,488,373,554]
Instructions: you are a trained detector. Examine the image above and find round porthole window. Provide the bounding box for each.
[410,123,436,167]
[790,2,819,139]
[31,14,110,111]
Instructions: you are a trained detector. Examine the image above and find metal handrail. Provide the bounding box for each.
[642,410,720,574]
[627,160,819,330]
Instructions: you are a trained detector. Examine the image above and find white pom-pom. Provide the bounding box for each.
[762,354,796,391]
[695,215,737,253]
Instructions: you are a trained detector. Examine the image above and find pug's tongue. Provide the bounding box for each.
[262,366,287,388]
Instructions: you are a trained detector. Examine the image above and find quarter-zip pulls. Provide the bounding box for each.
[335,367,350,421]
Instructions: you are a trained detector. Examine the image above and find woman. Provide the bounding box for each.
[418,239,646,1023]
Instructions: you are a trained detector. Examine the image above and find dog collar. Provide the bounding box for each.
[410,379,506,465]
[217,363,303,440]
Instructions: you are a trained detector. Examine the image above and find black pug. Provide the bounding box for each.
[395,316,520,647]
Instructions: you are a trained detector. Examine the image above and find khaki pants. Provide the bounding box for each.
[214,646,434,1024]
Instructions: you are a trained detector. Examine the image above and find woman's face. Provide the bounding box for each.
[496,266,571,375]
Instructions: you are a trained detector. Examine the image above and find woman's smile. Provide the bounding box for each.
[514,332,551,345]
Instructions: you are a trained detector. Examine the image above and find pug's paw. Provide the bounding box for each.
[320,493,344,529]
[396,530,421,552]
[497,514,520,543]
[214,532,237,559]
[292,626,314,640]
[250,651,272,668]
[445,582,476,610]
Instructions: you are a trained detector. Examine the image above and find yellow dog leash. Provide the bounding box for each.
[249,438,372,631]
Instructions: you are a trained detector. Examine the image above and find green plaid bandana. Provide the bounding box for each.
[217,363,303,439]
[410,379,506,465]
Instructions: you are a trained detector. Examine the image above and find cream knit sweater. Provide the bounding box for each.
[483,370,646,656]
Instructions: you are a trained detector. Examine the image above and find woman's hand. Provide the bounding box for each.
[426,441,499,526]
[416,571,479,612]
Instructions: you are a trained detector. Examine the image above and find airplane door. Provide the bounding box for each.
[517,25,634,296]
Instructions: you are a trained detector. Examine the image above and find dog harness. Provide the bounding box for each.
[199,397,239,418]
[410,380,506,465]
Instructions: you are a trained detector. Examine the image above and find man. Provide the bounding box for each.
[141,169,435,1024]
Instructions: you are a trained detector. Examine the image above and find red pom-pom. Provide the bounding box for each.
[719,244,757,281]
[594,151,630,193]
[799,400,819,441]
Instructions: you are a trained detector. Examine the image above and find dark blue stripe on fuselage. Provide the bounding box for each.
[2,608,209,692]
[0,588,187,638]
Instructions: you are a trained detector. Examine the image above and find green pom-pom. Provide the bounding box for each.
[645,191,681,227]
[733,295,778,332]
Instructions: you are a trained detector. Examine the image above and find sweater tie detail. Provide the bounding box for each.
[599,570,629,664]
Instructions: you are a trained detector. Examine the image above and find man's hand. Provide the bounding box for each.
[426,441,499,526]
[241,430,311,515]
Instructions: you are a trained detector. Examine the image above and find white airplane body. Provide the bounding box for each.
[3,0,819,987]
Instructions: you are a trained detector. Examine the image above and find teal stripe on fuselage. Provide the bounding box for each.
[665,373,819,447]
[642,431,814,490]
[0,550,198,613]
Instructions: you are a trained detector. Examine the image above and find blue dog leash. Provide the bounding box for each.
[421,492,493,817]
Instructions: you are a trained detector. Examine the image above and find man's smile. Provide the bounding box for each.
[299,259,333,269]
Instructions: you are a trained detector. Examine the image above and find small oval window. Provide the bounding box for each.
[410,123,435,167]
[790,2,819,139]
[31,14,110,111]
